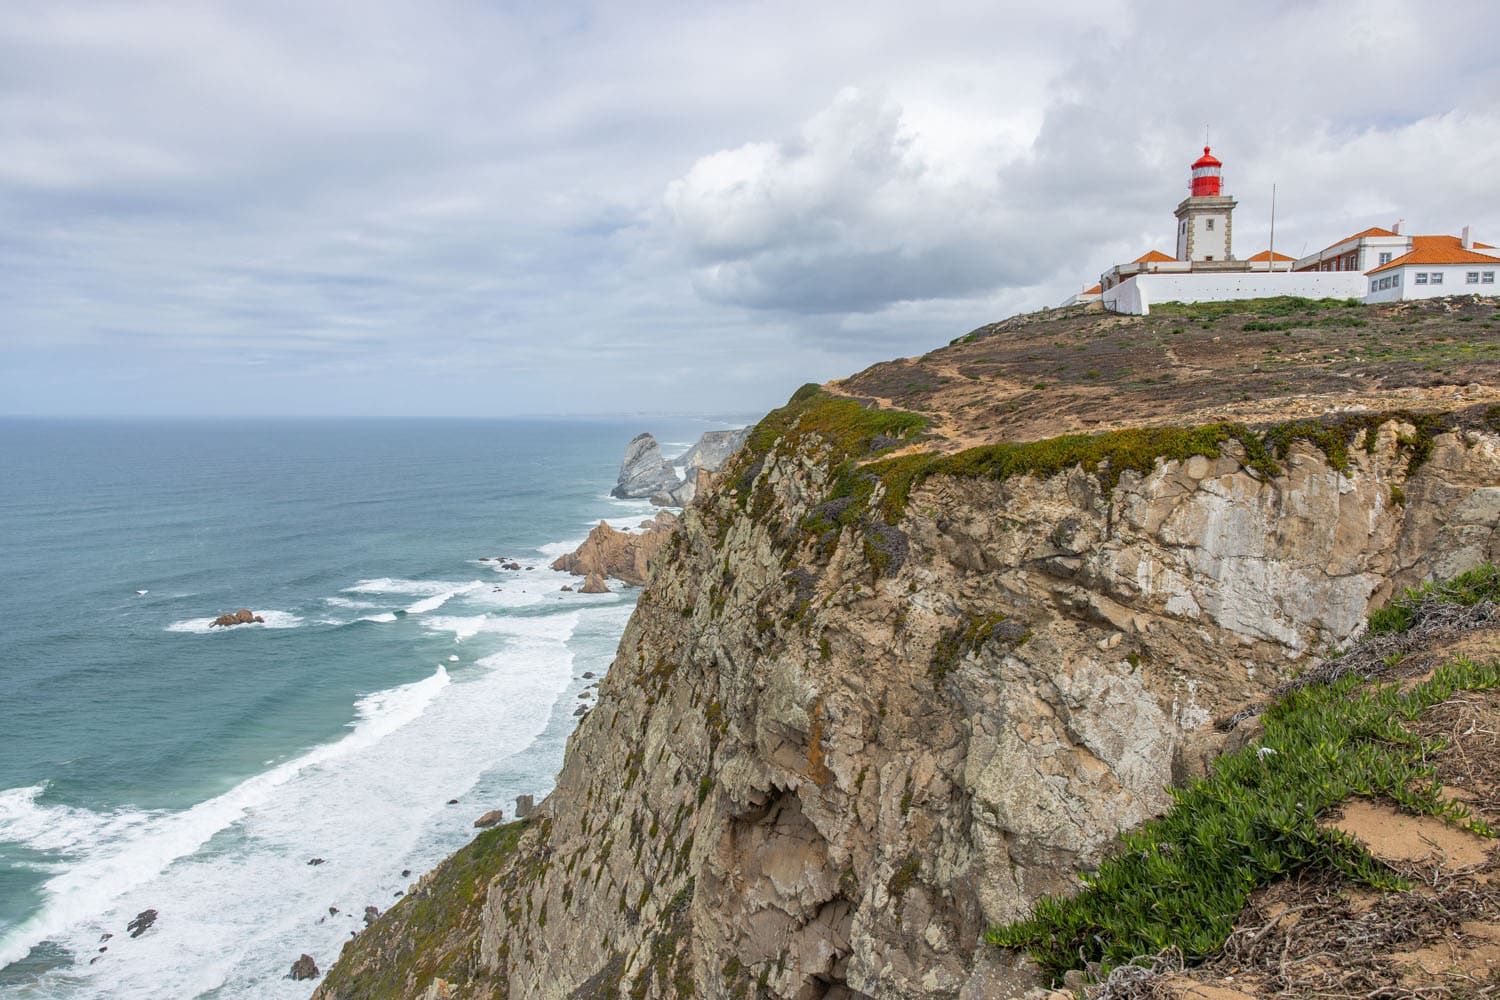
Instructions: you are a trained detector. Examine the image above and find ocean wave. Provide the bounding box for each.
[357,612,398,624]
[0,609,590,996]
[0,668,450,975]
[535,538,586,559]
[343,578,459,597]
[164,610,302,634]
[323,595,379,610]
[404,582,485,616]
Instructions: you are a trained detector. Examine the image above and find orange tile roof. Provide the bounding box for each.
[1132,250,1176,264]
[1309,226,1398,258]
[1083,283,1102,296]
[1246,250,1295,262]
[1367,235,1500,274]
[1410,233,1495,250]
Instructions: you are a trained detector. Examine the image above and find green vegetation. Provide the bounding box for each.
[1366,562,1500,636]
[1151,296,1362,322]
[931,614,1026,680]
[318,819,530,997]
[988,569,1500,983]
[731,383,928,509]
[886,853,922,900]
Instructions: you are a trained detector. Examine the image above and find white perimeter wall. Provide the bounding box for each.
[1103,272,1369,315]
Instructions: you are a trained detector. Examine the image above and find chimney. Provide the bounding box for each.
[1462,225,1473,249]
[1391,219,1403,235]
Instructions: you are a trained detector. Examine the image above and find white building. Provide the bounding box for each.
[1364,231,1500,302]
[1090,143,1499,315]
[1293,226,1411,274]
[1098,147,1365,314]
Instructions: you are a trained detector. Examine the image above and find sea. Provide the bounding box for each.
[0,416,739,999]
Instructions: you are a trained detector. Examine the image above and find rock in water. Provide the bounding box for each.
[473,809,505,828]
[550,513,677,587]
[363,906,380,926]
[677,427,749,474]
[515,794,535,818]
[210,609,264,628]
[610,433,679,499]
[289,954,320,980]
[580,573,611,594]
[126,909,157,938]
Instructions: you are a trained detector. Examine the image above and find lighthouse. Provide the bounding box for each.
[1174,146,1237,262]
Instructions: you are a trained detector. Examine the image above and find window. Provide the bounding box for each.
[1468,272,1481,284]
[1379,277,1391,290]
[1379,252,1393,265]
[1432,272,1443,285]
[1415,272,1429,284]
[1206,218,1215,231]
[1485,272,1496,284]
[1371,280,1379,293]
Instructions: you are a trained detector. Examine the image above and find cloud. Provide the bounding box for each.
[0,0,1498,417]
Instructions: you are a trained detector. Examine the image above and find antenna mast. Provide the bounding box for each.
[1269,183,1277,271]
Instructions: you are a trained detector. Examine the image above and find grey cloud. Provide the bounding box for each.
[2,0,1498,417]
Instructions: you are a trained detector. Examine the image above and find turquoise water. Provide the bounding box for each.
[0,417,727,998]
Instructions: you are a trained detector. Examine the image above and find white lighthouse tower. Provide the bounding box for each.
[1174,146,1236,262]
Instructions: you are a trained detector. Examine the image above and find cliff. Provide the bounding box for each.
[317,296,1500,1000]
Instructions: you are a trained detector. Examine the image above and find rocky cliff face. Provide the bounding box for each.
[317,298,1500,1000]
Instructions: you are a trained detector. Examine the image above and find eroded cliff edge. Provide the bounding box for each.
[318,297,1500,1000]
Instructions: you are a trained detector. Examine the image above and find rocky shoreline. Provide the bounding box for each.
[551,426,747,591]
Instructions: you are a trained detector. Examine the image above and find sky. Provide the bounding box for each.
[1,0,1498,418]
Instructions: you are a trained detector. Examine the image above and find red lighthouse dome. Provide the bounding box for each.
[1190,146,1223,197]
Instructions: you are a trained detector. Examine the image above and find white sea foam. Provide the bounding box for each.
[404,582,485,615]
[536,537,586,559]
[357,612,398,624]
[343,578,457,597]
[323,596,379,610]
[165,610,302,634]
[0,667,449,979]
[1,605,596,999]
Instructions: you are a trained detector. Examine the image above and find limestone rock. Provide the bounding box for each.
[580,573,611,594]
[611,433,680,499]
[515,794,535,818]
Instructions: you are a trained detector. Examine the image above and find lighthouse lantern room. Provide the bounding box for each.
[1174,146,1236,262]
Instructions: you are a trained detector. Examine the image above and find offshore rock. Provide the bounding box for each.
[580,573,611,594]
[611,433,680,499]
[125,909,157,938]
[210,609,263,627]
[290,954,321,981]
[550,513,678,587]
[473,810,505,829]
